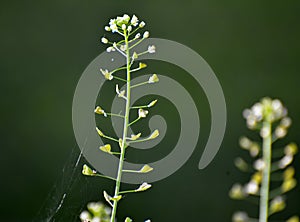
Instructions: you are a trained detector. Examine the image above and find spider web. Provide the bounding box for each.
[33,144,103,222]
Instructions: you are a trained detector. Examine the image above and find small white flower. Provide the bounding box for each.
[80,211,91,221]
[280,117,292,128]
[106,46,115,52]
[148,74,159,83]
[109,18,116,26]
[143,31,149,38]
[101,37,108,44]
[100,69,113,80]
[254,159,265,171]
[91,217,101,222]
[135,33,141,39]
[242,109,251,119]
[120,44,127,51]
[252,103,263,120]
[229,183,245,199]
[246,117,257,129]
[244,181,259,194]
[122,14,130,22]
[110,24,118,32]
[131,15,139,26]
[148,45,156,53]
[232,211,249,222]
[122,24,126,30]
[104,26,111,31]
[139,21,145,28]
[275,126,287,138]
[272,99,283,112]
[127,25,132,32]
[260,126,270,138]
[249,144,260,157]
[239,137,252,150]
[279,155,293,169]
[138,109,148,118]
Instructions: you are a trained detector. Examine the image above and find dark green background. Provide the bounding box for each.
[1,0,299,221]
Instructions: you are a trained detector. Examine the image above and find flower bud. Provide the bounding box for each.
[143,31,149,38]
[139,21,145,28]
[101,37,108,44]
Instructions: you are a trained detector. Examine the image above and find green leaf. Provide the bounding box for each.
[125,217,133,222]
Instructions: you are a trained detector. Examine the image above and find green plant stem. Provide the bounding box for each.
[131,81,148,89]
[110,31,131,222]
[128,117,141,126]
[259,121,272,222]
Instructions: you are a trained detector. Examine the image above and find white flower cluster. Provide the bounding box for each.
[243,97,287,129]
[103,14,145,34]
[99,14,155,61]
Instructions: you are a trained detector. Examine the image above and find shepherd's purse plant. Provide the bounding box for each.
[229,97,298,222]
[80,14,159,222]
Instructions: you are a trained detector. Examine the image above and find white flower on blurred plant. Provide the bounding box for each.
[244,181,259,195]
[279,155,293,169]
[254,159,265,171]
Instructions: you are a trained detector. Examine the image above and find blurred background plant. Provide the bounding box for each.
[80,202,111,222]
[229,98,298,222]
